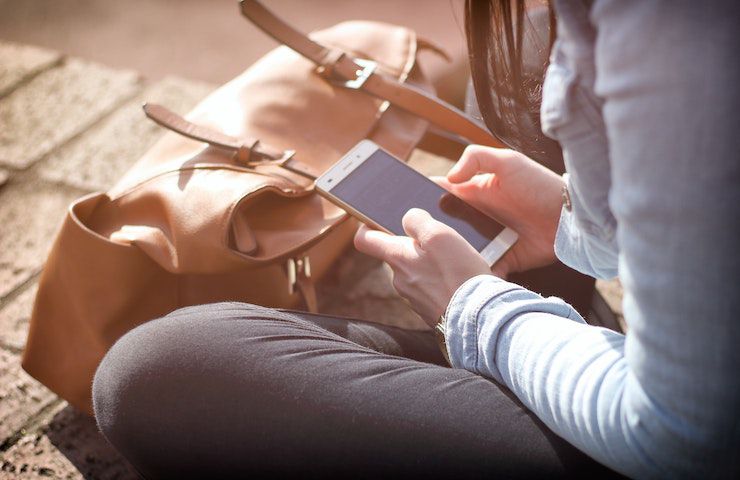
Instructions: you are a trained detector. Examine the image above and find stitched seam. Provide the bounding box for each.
[470,283,522,373]
[399,28,415,83]
[108,165,293,201]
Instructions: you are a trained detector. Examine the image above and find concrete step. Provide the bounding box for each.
[0,180,81,300]
[0,42,60,98]
[0,403,139,479]
[0,56,141,170]
[39,76,214,192]
[0,348,56,445]
[0,283,37,353]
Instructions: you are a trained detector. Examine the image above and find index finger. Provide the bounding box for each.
[354,224,412,265]
[447,145,514,184]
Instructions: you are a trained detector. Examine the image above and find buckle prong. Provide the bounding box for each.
[343,59,377,89]
[287,255,311,296]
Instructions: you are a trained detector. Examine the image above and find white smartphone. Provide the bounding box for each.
[315,140,518,266]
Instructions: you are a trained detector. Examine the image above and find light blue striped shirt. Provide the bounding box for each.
[445,1,740,478]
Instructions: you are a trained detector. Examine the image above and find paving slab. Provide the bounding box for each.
[0,58,141,170]
[0,404,139,479]
[0,41,61,98]
[40,76,214,192]
[0,348,57,443]
[0,283,36,352]
[319,249,428,331]
[0,180,81,300]
[322,266,428,330]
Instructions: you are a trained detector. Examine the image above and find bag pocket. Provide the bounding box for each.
[24,193,176,414]
[229,187,348,263]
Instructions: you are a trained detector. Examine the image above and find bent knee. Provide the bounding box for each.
[93,302,306,433]
[163,301,282,321]
[92,302,329,474]
[93,314,183,439]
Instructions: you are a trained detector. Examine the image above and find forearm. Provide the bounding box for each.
[446,276,678,479]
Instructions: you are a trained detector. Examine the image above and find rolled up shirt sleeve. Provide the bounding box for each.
[554,175,619,280]
[445,276,641,473]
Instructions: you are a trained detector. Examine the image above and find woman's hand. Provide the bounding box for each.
[352,145,564,325]
[354,208,491,326]
[435,145,565,277]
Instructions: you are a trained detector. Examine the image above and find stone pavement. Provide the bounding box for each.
[0,41,624,479]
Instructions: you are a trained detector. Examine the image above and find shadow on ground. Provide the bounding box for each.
[44,406,139,479]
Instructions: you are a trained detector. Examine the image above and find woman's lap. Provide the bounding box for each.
[93,302,617,479]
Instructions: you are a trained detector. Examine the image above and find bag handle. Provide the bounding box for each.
[143,103,322,180]
[239,0,508,149]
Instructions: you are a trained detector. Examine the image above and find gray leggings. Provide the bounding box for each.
[93,302,620,479]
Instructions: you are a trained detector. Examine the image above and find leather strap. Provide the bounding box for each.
[144,103,257,162]
[143,103,321,180]
[239,0,507,149]
[296,274,318,313]
[417,37,452,63]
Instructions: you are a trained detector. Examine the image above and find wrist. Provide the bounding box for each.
[433,314,451,366]
[544,173,570,248]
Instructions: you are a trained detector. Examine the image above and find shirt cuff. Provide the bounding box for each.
[555,176,619,279]
[444,273,589,383]
[444,274,519,381]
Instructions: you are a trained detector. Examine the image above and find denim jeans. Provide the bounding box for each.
[92,302,621,479]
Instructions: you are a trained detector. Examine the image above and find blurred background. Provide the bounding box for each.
[0,0,469,104]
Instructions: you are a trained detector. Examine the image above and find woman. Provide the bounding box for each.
[93,1,739,478]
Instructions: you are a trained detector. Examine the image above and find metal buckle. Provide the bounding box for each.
[287,258,297,295]
[339,59,377,90]
[287,256,311,295]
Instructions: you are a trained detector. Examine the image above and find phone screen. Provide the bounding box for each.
[329,149,505,252]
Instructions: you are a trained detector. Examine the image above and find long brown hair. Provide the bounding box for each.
[465,0,563,171]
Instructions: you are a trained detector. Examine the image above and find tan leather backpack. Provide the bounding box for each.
[22,0,503,414]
